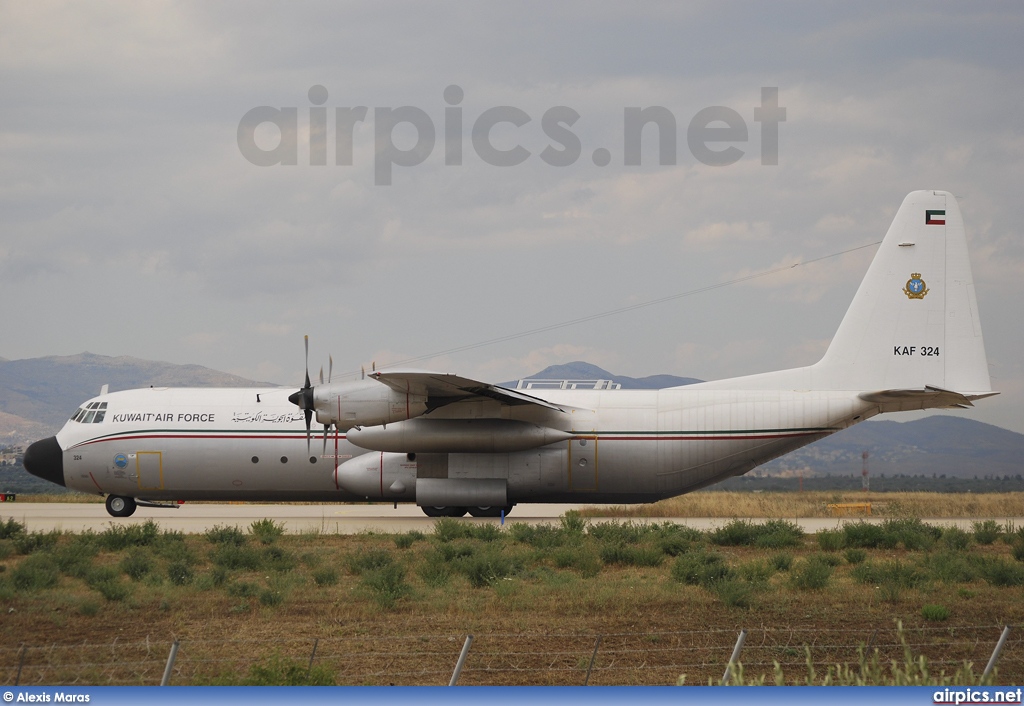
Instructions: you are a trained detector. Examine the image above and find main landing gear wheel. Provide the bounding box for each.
[105,495,137,518]
[467,506,514,518]
[420,506,468,518]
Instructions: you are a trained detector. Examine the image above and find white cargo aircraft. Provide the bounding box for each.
[23,191,996,518]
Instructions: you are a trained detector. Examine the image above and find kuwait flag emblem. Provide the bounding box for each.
[925,209,946,225]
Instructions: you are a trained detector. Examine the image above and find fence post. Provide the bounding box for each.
[14,644,26,686]
[160,639,180,686]
[983,626,1012,681]
[305,638,320,681]
[449,635,473,686]
[583,635,602,686]
[720,629,747,686]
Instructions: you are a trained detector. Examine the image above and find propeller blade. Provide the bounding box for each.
[303,335,311,390]
[328,355,333,384]
[319,366,324,385]
[322,423,330,457]
[304,409,313,453]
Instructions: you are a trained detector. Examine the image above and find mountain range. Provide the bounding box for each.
[0,354,1020,479]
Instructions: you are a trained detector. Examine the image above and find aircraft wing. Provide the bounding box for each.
[370,371,566,413]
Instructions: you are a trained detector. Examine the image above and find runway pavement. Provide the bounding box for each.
[1,502,1015,534]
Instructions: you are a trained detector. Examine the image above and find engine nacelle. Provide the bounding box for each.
[335,451,416,500]
[313,380,427,431]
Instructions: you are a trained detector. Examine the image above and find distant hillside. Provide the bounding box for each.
[760,416,1024,479]
[0,353,270,441]
[502,361,702,389]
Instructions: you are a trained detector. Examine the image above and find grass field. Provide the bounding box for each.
[1,513,1023,686]
[7,490,1024,519]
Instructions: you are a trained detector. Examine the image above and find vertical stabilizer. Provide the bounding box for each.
[813,190,991,393]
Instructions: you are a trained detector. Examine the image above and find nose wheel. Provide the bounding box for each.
[105,495,138,518]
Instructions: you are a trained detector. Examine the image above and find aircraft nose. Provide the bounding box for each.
[22,436,65,488]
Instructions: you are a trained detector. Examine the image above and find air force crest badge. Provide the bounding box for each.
[903,273,928,299]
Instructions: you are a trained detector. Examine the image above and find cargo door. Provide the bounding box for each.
[136,451,164,490]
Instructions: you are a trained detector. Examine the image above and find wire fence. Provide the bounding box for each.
[1,623,1019,686]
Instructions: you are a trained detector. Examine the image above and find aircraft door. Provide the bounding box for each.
[136,452,164,491]
[569,437,598,491]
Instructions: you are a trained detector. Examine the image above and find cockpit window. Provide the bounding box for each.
[70,402,107,423]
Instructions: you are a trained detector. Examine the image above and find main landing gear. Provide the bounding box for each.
[420,505,515,518]
[105,495,137,518]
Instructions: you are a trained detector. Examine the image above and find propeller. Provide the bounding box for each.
[287,335,315,452]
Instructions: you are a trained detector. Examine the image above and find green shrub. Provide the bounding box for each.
[13,530,62,555]
[100,521,160,550]
[852,560,927,589]
[262,546,296,572]
[120,549,152,581]
[312,567,338,587]
[921,604,950,621]
[708,520,758,546]
[710,520,802,548]
[433,518,475,543]
[249,518,285,545]
[460,550,521,588]
[770,552,794,572]
[345,548,393,575]
[1012,542,1024,563]
[54,542,97,579]
[94,577,131,602]
[588,521,655,545]
[880,518,940,551]
[394,531,425,549]
[552,546,601,577]
[671,551,733,587]
[790,556,833,591]
[10,554,60,591]
[0,517,25,539]
[560,511,588,535]
[243,654,335,686]
[817,529,846,552]
[925,551,976,584]
[844,548,867,565]
[205,525,247,546]
[599,543,664,567]
[508,523,566,548]
[167,561,194,585]
[362,564,411,607]
[976,557,1024,586]
[738,559,775,585]
[417,561,452,588]
[211,544,263,571]
[941,527,972,551]
[473,523,503,543]
[259,588,284,606]
[842,522,886,548]
[714,578,754,608]
[227,581,260,598]
[972,520,1001,546]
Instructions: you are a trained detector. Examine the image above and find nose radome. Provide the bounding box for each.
[22,436,65,488]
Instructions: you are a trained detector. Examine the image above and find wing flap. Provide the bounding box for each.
[370,371,565,412]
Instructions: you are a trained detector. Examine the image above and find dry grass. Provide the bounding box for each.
[1,519,1023,686]
[580,491,1024,519]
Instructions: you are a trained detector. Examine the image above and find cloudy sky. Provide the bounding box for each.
[2,2,1022,432]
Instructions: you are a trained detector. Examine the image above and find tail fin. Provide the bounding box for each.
[813,190,991,394]
[691,190,993,400]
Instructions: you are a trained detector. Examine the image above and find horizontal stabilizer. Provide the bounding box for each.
[859,386,999,412]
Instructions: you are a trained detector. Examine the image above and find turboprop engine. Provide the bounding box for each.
[312,379,427,430]
[287,337,427,439]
